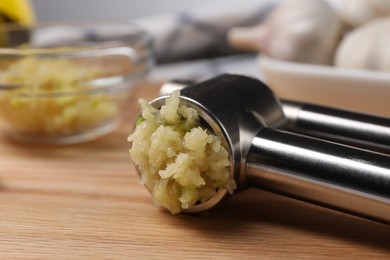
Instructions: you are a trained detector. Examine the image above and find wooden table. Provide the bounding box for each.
[1,82,389,259]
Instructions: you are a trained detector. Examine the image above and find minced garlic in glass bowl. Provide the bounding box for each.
[128,90,236,214]
[0,22,153,144]
[0,57,117,137]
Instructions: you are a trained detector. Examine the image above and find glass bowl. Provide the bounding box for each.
[0,22,153,144]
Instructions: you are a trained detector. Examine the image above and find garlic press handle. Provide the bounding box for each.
[282,100,390,154]
[246,127,390,224]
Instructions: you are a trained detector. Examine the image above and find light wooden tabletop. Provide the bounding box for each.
[1,82,389,259]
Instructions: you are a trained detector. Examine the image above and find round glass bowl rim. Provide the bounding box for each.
[0,21,153,98]
[0,21,152,54]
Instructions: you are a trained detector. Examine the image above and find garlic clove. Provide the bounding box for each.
[335,17,390,72]
[228,0,342,65]
[338,0,390,29]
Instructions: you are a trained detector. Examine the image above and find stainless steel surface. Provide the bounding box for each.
[282,100,390,154]
[246,127,390,224]
[141,74,390,223]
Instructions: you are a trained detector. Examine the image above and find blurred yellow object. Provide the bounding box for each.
[0,0,35,25]
[0,0,35,47]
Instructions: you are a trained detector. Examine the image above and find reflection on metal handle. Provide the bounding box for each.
[246,128,390,224]
[282,100,390,154]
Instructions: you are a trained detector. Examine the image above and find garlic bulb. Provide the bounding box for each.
[227,0,342,65]
[335,17,390,72]
[338,0,390,28]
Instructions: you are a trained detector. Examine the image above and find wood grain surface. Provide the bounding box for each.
[0,82,389,259]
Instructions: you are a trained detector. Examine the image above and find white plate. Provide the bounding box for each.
[260,56,390,117]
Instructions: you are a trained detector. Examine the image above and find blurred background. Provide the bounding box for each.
[25,0,281,81]
[31,0,226,21]
[29,0,274,69]
[2,0,390,117]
